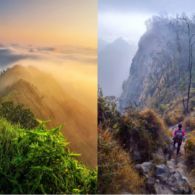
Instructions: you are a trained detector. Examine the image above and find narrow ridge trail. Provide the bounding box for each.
[136,125,194,194]
[168,125,195,193]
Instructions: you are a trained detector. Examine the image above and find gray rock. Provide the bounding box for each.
[133,150,142,161]
[155,164,170,182]
[135,161,153,177]
[119,17,195,113]
[167,172,191,194]
[146,177,156,193]
[137,162,192,194]
[154,183,173,194]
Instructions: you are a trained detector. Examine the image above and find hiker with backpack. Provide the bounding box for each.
[173,124,186,155]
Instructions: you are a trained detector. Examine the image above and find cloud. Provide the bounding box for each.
[0,47,33,68]
[99,0,195,46]
[37,47,55,52]
[0,44,96,69]
[99,0,195,15]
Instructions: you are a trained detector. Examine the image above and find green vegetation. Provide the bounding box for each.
[0,101,38,129]
[185,130,195,169]
[185,130,195,191]
[118,109,170,162]
[0,66,97,167]
[98,93,170,193]
[99,94,170,161]
[183,117,195,130]
[159,104,169,114]
[164,108,184,126]
[0,117,97,193]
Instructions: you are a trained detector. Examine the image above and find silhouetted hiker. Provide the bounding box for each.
[173,124,185,155]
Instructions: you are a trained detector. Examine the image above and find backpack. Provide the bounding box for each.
[174,130,183,142]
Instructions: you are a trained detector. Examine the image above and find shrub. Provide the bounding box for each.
[0,118,97,194]
[0,101,38,129]
[98,95,120,129]
[183,117,195,130]
[185,130,195,171]
[119,109,170,162]
[159,104,168,114]
[185,130,195,191]
[164,109,184,126]
[140,109,166,138]
[98,95,170,193]
[98,129,144,194]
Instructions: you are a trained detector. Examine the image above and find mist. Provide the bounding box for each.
[0,44,97,114]
[98,0,195,98]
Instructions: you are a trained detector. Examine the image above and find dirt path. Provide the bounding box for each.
[168,126,195,193]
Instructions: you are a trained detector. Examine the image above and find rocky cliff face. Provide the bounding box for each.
[119,16,195,113]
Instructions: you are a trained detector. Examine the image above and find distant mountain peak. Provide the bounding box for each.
[112,37,129,45]
[98,37,136,97]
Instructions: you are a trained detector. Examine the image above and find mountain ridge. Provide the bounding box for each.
[119,16,195,117]
[0,65,97,167]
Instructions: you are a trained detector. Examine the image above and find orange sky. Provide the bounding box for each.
[0,0,97,48]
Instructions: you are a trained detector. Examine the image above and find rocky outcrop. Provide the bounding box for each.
[119,16,195,112]
[136,161,192,194]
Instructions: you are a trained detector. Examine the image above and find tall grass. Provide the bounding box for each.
[185,130,195,170]
[98,129,144,194]
[118,109,170,162]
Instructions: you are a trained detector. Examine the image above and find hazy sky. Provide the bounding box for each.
[99,0,195,44]
[0,0,97,47]
[0,0,97,120]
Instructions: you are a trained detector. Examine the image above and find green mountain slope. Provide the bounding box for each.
[0,65,97,167]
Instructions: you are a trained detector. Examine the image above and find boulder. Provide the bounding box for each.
[167,172,191,194]
[155,164,170,182]
[135,161,153,178]
[154,183,173,194]
[136,162,192,194]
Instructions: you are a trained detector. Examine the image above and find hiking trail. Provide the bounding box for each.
[135,124,194,194]
[167,125,195,194]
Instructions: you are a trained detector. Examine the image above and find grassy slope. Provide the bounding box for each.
[98,95,171,193]
[0,65,96,167]
[98,129,144,194]
[185,129,195,192]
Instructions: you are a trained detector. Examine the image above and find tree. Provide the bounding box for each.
[0,101,38,129]
[180,16,195,114]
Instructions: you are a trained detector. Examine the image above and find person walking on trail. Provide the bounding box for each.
[173,124,186,155]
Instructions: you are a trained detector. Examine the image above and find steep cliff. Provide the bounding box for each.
[120,16,195,115]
